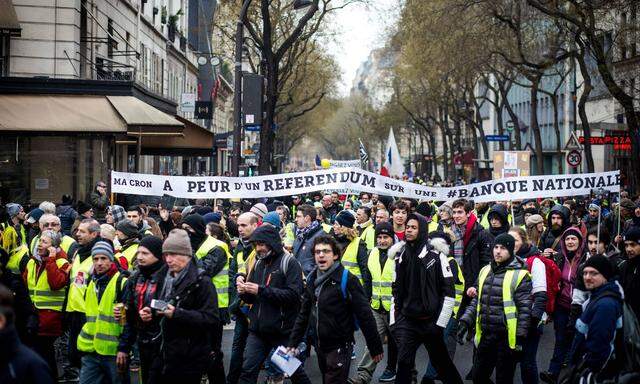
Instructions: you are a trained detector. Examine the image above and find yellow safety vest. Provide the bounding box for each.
[120,243,139,270]
[341,237,363,286]
[30,235,76,257]
[284,222,296,248]
[6,244,28,273]
[447,257,465,317]
[321,223,331,233]
[474,265,529,349]
[66,255,95,313]
[359,223,375,250]
[26,258,69,311]
[196,236,231,308]
[77,272,126,356]
[367,248,393,312]
[237,247,256,276]
[2,222,26,254]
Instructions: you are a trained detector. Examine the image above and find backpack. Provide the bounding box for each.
[339,268,360,331]
[526,255,562,314]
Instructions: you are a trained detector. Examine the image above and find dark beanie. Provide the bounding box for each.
[116,219,139,239]
[494,233,515,258]
[429,230,452,245]
[375,222,394,238]
[139,236,164,262]
[563,227,583,243]
[335,210,355,228]
[77,201,92,215]
[583,255,614,281]
[624,227,640,244]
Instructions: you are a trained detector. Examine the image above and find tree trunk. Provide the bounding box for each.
[500,82,522,150]
[475,108,489,163]
[550,94,564,174]
[429,132,438,178]
[530,76,545,174]
[439,111,450,180]
[496,102,505,151]
[259,61,278,175]
[575,50,595,172]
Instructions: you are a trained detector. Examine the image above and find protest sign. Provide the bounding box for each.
[111,168,620,203]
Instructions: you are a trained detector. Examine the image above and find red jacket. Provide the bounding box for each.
[23,249,70,336]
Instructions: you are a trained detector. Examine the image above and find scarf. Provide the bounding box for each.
[78,237,100,261]
[313,262,340,298]
[295,220,320,240]
[452,224,465,266]
[160,266,189,300]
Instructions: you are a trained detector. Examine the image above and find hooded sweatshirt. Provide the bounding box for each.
[540,205,571,251]
[556,227,586,310]
[487,204,510,237]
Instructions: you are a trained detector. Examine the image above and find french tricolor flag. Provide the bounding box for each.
[381,128,403,177]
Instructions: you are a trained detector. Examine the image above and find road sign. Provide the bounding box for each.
[566,149,582,167]
[180,93,195,113]
[486,135,510,142]
[245,125,261,132]
[195,101,213,119]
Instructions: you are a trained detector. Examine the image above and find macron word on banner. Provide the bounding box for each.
[111,169,621,203]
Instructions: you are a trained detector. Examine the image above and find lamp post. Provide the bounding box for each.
[231,0,313,176]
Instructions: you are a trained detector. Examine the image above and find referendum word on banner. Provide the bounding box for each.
[111,169,620,203]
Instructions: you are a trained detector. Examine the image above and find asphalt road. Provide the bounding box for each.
[219,322,557,383]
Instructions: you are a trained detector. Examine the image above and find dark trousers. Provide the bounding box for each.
[139,341,162,384]
[548,306,570,376]
[317,344,353,384]
[393,317,463,384]
[34,335,59,380]
[238,331,311,384]
[473,336,517,384]
[520,324,543,384]
[67,312,86,368]
[227,315,249,384]
[207,320,226,384]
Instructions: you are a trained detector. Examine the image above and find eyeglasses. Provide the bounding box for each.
[314,249,333,255]
[44,222,60,228]
[98,184,107,188]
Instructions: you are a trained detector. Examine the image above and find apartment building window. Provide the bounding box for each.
[0,35,9,76]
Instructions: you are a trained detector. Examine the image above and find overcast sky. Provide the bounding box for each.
[326,0,400,96]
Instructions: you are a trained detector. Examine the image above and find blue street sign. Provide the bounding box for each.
[245,125,261,132]
[485,135,510,142]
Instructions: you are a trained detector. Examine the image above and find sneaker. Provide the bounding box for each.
[58,371,79,383]
[351,350,356,360]
[539,371,557,384]
[379,369,396,382]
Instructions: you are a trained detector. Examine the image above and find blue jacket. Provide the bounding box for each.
[573,281,623,373]
[292,223,325,276]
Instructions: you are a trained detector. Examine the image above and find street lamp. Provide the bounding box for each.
[231,0,314,176]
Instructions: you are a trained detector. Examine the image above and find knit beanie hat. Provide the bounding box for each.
[523,207,539,216]
[139,236,164,262]
[163,229,193,256]
[262,212,282,230]
[77,201,92,215]
[494,233,515,258]
[525,214,544,228]
[624,227,640,244]
[335,210,355,228]
[6,203,22,218]
[26,208,44,224]
[91,241,115,261]
[429,230,452,245]
[583,255,614,281]
[438,202,453,217]
[563,227,583,242]
[375,222,394,238]
[203,212,222,224]
[620,198,636,212]
[116,219,139,239]
[250,203,268,219]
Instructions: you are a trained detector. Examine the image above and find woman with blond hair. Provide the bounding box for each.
[526,214,545,248]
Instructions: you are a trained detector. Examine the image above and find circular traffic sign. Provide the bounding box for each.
[566,149,582,167]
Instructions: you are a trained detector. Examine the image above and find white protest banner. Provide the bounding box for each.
[111,169,620,203]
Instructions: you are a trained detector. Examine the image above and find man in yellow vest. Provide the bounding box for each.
[29,214,78,260]
[356,207,376,250]
[77,240,128,384]
[457,233,533,384]
[333,210,371,294]
[66,218,102,380]
[228,212,258,384]
[2,203,27,268]
[182,213,230,384]
[350,222,398,384]
[114,219,140,270]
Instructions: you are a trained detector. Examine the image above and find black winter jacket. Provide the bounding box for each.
[0,325,53,384]
[460,218,494,291]
[461,255,532,341]
[487,204,510,237]
[288,264,383,355]
[0,267,38,343]
[393,213,456,326]
[619,256,640,320]
[240,225,304,337]
[159,261,219,377]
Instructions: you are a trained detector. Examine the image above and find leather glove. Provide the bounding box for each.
[456,321,470,345]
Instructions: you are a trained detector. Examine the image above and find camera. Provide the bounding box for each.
[150,299,169,311]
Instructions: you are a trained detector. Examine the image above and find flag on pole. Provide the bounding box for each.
[358,138,369,170]
[381,128,403,177]
[315,154,321,167]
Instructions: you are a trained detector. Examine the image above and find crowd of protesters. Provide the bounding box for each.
[1,180,640,384]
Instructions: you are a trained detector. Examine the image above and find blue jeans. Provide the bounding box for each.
[79,354,129,384]
[227,315,249,384]
[423,317,458,380]
[521,324,543,384]
[548,306,570,375]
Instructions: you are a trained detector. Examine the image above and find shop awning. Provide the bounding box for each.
[0,0,21,36]
[107,96,183,136]
[0,95,127,132]
[137,116,213,156]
